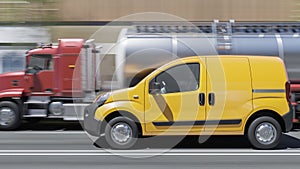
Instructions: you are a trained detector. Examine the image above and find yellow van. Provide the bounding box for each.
[84,56,292,149]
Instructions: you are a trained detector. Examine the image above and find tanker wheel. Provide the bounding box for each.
[0,101,21,130]
[104,117,138,149]
[247,116,281,150]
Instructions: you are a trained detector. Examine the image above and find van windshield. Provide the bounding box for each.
[129,68,157,87]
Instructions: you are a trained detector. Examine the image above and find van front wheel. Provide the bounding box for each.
[247,116,281,149]
[105,117,138,149]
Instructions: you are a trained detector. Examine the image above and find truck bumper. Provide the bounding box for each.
[83,103,101,136]
[283,103,293,132]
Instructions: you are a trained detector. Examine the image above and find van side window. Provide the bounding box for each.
[150,63,200,94]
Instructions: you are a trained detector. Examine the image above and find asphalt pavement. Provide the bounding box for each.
[0,121,299,168]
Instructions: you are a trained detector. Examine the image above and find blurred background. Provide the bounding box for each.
[0,0,298,42]
[1,0,299,86]
[1,0,298,71]
[0,0,298,22]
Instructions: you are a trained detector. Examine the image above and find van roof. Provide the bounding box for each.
[177,55,282,63]
[186,55,279,59]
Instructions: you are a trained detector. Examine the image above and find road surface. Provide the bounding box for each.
[0,122,299,168]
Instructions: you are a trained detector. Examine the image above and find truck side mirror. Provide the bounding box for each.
[25,67,36,74]
[150,82,161,95]
[25,66,42,74]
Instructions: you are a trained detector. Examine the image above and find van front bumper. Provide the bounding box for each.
[83,103,101,136]
[283,103,293,132]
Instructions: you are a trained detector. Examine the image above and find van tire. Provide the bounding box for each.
[247,116,281,149]
[104,116,138,149]
[0,101,21,130]
[93,136,109,148]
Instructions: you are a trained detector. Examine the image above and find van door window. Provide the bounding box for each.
[150,63,200,94]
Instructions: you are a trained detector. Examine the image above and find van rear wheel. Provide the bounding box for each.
[247,116,281,149]
[104,117,138,149]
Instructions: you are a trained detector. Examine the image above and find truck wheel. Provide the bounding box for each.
[104,117,138,149]
[247,116,281,149]
[0,101,21,130]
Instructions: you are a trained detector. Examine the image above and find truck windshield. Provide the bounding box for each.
[28,54,53,71]
[129,68,157,87]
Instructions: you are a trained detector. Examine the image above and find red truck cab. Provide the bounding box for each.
[0,39,84,130]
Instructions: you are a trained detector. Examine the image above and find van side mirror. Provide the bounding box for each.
[150,82,161,95]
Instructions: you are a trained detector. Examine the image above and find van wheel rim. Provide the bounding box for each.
[111,122,132,145]
[255,122,277,145]
[0,107,15,126]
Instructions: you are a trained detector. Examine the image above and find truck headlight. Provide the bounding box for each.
[95,92,110,107]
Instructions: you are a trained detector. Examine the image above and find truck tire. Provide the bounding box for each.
[0,101,21,130]
[104,116,138,149]
[247,116,281,149]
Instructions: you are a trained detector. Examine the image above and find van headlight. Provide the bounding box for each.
[95,92,110,107]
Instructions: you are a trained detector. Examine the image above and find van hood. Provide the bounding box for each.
[106,88,135,103]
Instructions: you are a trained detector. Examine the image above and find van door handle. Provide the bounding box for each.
[199,93,205,106]
[209,93,215,106]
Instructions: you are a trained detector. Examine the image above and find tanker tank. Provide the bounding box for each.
[114,21,300,87]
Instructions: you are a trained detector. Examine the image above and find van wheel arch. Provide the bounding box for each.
[245,110,285,135]
[100,111,143,137]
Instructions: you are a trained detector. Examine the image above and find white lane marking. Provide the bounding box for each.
[9,131,85,134]
[0,149,297,152]
[0,153,300,156]
[0,150,299,156]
